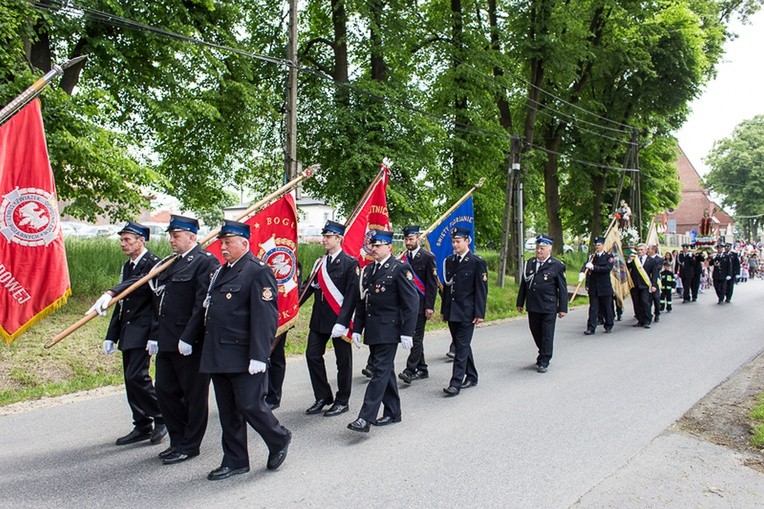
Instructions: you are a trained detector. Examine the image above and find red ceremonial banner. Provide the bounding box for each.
[207,194,299,334]
[342,165,390,267]
[0,99,71,344]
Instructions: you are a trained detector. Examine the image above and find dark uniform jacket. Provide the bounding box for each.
[711,253,731,280]
[106,249,160,351]
[676,252,695,279]
[403,247,438,311]
[303,251,359,334]
[151,244,218,352]
[441,251,488,322]
[200,252,278,374]
[584,251,614,297]
[627,255,659,289]
[355,256,419,344]
[516,257,568,314]
[729,251,741,277]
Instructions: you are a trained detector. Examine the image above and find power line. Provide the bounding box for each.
[33,0,637,174]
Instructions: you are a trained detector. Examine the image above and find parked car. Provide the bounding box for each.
[525,237,575,254]
[59,221,86,237]
[299,227,323,243]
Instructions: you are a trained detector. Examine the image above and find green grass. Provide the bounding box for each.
[1,242,584,406]
[750,394,764,447]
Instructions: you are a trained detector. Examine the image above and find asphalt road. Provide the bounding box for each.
[1,281,763,508]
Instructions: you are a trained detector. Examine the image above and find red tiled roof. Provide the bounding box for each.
[672,146,734,235]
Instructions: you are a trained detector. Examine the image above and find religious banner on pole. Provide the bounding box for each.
[425,196,475,286]
[0,99,71,344]
[603,223,633,307]
[206,194,300,334]
[342,165,390,267]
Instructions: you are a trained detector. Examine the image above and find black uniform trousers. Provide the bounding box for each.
[651,289,661,320]
[359,343,401,422]
[724,278,735,301]
[681,275,694,301]
[587,295,614,331]
[713,279,728,302]
[447,321,478,388]
[305,330,352,405]
[266,332,287,406]
[404,310,428,375]
[155,350,210,455]
[690,274,701,301]
[211,372,290,469]
[527,312,556,368]
[630,287,652,325]
[122,348,163,430]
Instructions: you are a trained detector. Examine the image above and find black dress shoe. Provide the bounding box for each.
[398,371,413,384]
[643,324,651,329]
[158,446,175,459]
[415,370,429,379]
[373,415,401,426]
[162,451,198,465]
[460,379,478,389]
[604,328,612,333]
[361,368,373,378]
[537,365,548,373]
[347,418,370,432]
[150,424,167,444]
[323,404,349,417]
[584,330,595,335]
[443,386,460,397]
[267,402,280,410]
[446,351,455,359]
[115,428,151,446]
[306,399,332,415]
[207,465,250,481]
[654,316,660,322]
[267,432,291,470]
[632,323,644,327]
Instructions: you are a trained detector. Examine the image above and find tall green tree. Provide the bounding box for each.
[705,115,764,240]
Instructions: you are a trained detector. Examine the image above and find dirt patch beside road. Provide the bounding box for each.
[678,348,764,471]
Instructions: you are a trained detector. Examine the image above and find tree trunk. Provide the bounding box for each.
[331,0,349,106]
[369,0,387,82]
[542,123,564,254]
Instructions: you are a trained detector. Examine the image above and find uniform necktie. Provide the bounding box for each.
[372,262,379,275]
[639,256,645,265]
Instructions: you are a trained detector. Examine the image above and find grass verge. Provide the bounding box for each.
[750,394,764,447]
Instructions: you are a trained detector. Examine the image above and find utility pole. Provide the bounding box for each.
[514,141,524,285]
[497,136,520,287]
[284,0,299,183]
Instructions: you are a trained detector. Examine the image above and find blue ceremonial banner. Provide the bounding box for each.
[425,196,474,285]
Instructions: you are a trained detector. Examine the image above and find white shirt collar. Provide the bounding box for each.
[408,246,421,258]
[131,248,148,266]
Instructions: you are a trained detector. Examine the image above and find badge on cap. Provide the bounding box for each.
[262,287,274,301]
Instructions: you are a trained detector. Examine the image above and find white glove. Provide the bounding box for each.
[352,333,363,349]
[578,272,585,282]
[248,359,267,374]
[330,323,349,338]
[400,335,413,350]
[585,262,594,270]
[178,340,193,356]
[103,340,116,355]
[726,275,731,280]
[146,340,158,356]
[87,292,113,316]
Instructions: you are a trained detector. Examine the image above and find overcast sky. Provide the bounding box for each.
[675,9,764,176]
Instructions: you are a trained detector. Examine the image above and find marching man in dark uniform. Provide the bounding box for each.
[516,234,567,373]
[200,220,292,481]
[148,215,218,465]
[578,236,614,334]
[711,243,732,304]
[676,243,695,303]
[302,220,359,417]
[724,243,740,302]
[690,247,706,302]
[348,230,418,432]
[626,243,658,328]
[89,222,165,446]
[647,245,663,322]
[398,225,438,384]
[442,227,488,395]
